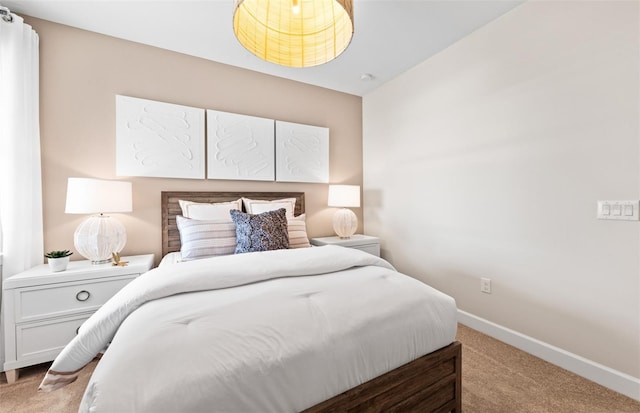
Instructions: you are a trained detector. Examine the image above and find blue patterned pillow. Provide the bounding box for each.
[230,208,289,254]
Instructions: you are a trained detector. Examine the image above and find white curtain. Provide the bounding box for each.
[0,11,43,369]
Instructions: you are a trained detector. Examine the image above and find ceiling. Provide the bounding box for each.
[3,0,524,96]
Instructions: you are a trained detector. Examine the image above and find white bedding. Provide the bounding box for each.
[159,250,183,266]
[40,246,457,413]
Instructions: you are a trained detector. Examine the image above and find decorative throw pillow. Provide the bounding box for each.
[230,208,289,254]
[287,214,311,249]
[179,199,242,221]
[176,216,237,260]
[242,197,296,219]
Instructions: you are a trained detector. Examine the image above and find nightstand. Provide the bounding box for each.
[310,235,380,257]
[2,254,154,383]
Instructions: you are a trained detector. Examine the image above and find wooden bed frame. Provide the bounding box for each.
[161,191,462,413]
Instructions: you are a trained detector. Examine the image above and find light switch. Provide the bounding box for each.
[612,204,622,216]
[597,200,640,221]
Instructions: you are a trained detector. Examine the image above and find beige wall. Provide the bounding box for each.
[364,0,639,384]
[27,17,363,265]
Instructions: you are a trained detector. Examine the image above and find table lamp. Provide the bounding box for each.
[65,178,132,264]
[328,184,360,239]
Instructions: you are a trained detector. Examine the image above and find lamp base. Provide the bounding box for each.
[332,208,357,239]
[74,214,127,264]
[90,258,113,265]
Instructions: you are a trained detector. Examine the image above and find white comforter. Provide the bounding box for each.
[40,246,457,413]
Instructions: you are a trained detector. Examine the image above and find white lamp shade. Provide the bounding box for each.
[65,177,132,264]
[65,178,132,214]
[328,185,360,208]
[328,184,360,238]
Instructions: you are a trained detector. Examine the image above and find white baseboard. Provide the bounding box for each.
[457,310,640,401]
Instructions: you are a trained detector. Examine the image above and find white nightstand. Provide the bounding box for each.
[310,235,380,257]
[2,254,154,383]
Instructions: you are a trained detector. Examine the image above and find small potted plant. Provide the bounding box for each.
[45,250,73,272]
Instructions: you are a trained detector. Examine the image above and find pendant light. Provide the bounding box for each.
[233,0,354,68]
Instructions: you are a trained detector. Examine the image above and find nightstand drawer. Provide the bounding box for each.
[310,235,381,257]
[17,276,135,322]
[354,244,380,256]
[16,314,89,362]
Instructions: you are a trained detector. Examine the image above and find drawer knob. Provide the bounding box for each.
[75,290,91,302]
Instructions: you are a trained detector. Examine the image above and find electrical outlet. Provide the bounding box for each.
[480,278,491,294]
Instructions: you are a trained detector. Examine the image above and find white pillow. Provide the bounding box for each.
[242,197,296,219]
[179,199,241,221]
[288,214,311,249]
[176,216,237,260]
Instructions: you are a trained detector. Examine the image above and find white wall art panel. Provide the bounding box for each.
[275,121,329,183]
[116,95,205,179]
[207,110,275,181]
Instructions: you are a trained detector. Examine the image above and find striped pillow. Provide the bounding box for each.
[288,214,311,249]
[176,216,237,260]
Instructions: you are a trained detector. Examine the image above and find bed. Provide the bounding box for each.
[40,191,461,413]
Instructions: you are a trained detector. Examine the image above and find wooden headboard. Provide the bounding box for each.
[161,191,305,257]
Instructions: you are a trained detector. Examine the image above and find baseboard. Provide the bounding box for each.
[457,310,640,401]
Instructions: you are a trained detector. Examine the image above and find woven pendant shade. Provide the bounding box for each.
[233,0,354,68]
